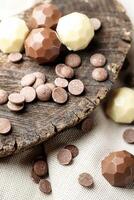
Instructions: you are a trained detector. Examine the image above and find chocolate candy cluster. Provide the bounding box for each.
[0,3,99,64]
[25,3,62,64]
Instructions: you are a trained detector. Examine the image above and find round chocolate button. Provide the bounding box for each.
[57,148,72,165]
[90,18,102,31]
[90,53,106,67]
[123,129,134,144]
[20,87,36,103]
[68,79,84,96]
[52,87,68,104]
[81,117,93,133]
[21,73,36,87]
[8,93,25,105]
[7,101,24,112]
[33,160,48,177]
[0,118,11,135]
[8,52,22,63]
[78,173,94,187]
[54,77,68,88]
[0,89,8,105]
[65,53,81,68]
[36,84,52,102]
[92,68,108,82]
[39,179,52,194]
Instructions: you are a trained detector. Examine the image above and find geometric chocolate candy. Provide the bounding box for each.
[106,87,134,124]
[29,3,62,29]
[101,151,134,187]
[0,17,29,53]
[56,12,94,51]
[25,28,61,64]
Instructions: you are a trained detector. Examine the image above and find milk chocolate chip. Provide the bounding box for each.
[8,93,25,105]
[81,117,93,133]
[90,53,106,67]
[0,89,8,105]
[7,101,24,112]
[68,79,84,96]
[0,118,11,135]
[92,68,108,82]
[8,52,22,63]
[36,84,52,102]
[54,77,68,88]
[57,148,72,165]
[39,179,52,194]
[123,129,134,144]
[20,87,36,103]
[90,18,102,31]
[21,73,36,87]
[65,53,81,68]
[52,87,68,104]
[78,173,94,188]
[33,160,48,177]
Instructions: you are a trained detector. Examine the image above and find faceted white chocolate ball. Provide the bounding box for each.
[56,12,94,51]
[0,17,29,53]
[106,87,134,124]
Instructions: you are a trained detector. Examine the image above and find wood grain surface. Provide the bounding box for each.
[0,0,132,158]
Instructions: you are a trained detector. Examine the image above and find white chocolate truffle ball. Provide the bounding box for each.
[106,87,134,124]
[0,17,29,53]
[56,12,94,51]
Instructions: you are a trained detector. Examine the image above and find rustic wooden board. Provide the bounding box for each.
[0,0,132,158]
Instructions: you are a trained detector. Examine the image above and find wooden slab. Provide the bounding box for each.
[0,0,132,158]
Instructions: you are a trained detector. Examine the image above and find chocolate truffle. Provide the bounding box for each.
[29,3,62,29]
[101,151,134,187]
[25,28,61,64]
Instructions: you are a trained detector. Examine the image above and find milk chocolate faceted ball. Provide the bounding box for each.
[29,3,62,29]
[25,28,61,64]
[102,151,134,187]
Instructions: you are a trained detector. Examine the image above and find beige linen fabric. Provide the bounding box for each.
[0,0,134,200]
